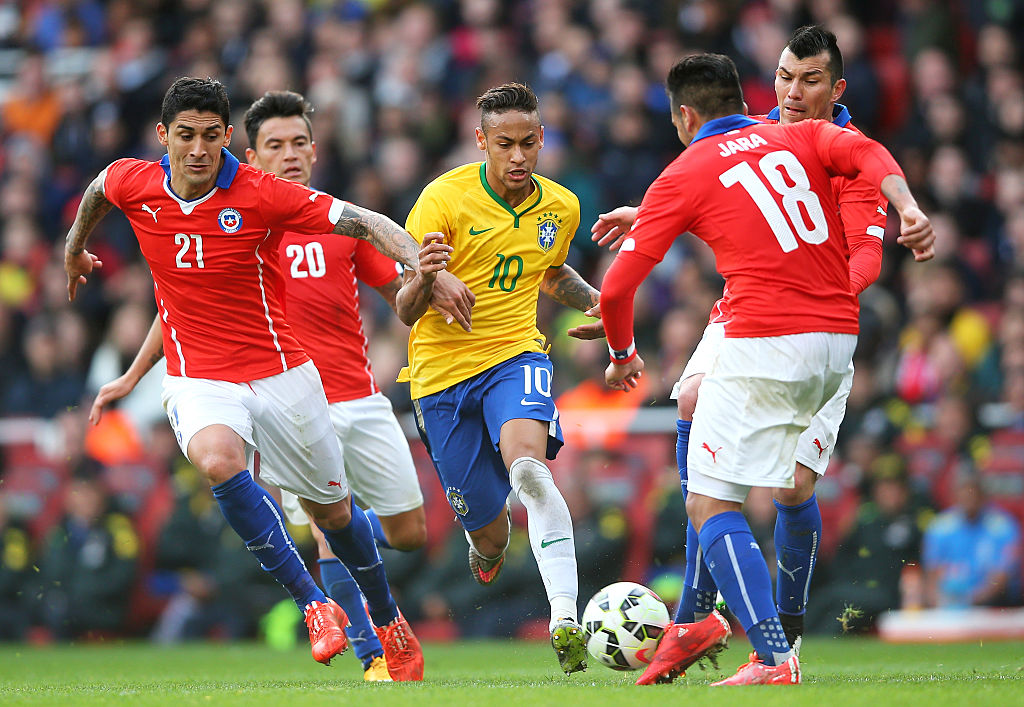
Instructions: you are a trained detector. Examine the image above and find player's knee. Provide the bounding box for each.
[305,497,352,531]
[385,513,427,552]
[775,465,817,506]
[193,449,247,485]
[675,375,702,420]
[509,456,554,500]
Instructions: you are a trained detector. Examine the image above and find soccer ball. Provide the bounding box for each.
[582,581,670,671]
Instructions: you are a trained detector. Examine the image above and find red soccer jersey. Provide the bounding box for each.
[601,114,903,350]
[279,231,400,402]
[104,149,345,382]
[705,106,887,325]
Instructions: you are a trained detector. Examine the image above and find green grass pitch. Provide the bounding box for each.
[1,637,1021,706]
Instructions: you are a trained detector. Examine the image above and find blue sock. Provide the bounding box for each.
[211,470,324,610]
[318,500,398,628]
[774,493,821,618]
[318,559,383,669]
[698,511,791,665]
[364,509,393,550]
[674,420,719,623]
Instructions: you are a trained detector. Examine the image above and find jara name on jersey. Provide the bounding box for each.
[718,132,768,157]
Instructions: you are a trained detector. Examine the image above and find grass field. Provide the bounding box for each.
[1,637,1021,706]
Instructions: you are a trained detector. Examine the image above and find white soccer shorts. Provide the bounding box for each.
[279,392,423,525]
[686,332,857,502]
[161,360,349,506]
[673,321,852,478]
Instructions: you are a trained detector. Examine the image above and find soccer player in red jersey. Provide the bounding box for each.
[592,26,935,658]
[65,77,447,672]
[599,54,933,685]
[86,90,460,680]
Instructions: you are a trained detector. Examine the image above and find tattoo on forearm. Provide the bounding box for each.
[66,176,112,254]
[543,266,599,311]
[334,203,419,268]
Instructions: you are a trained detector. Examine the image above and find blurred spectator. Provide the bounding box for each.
[807,454,931,633]
[3,314,86,418]
[922,473,1022,607]
[0,492,33,640]
[35,469,139,639]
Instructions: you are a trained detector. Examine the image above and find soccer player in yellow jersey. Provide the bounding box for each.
[395,83,604,675]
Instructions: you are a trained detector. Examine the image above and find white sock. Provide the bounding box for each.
[508,456,578,626]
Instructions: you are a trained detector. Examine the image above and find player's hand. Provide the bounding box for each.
[417,232,452,282]
[430,270,475,332]
[567,303,606,340]
[605,355,644,392]
[591,206,638,251]
[65,248,102,301]
[89,374,137,425]
[896,206,934,262]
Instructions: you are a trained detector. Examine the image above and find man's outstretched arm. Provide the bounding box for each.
[65,169,113,300]
[89,315,165,425]
[332,202,422,271]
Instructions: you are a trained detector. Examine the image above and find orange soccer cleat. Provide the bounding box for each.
[304,599,349,666]
[711,654,801,686]
[375,612,424,681]
[635,610,732,685]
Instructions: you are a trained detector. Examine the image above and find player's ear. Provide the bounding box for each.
[475,126,486,152]
[538,124,544,149]
[223,124,233,146]
[742,101,749,116]
[156,122,168,146]
[310,139,317,166]
[245,147,258,167]
[832,77,847,103]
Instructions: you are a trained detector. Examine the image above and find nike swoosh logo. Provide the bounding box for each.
[520,398,545,407]
[541,537,570,548]
[469,226,494,235]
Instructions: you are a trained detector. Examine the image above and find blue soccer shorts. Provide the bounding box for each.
[412,351,564,531]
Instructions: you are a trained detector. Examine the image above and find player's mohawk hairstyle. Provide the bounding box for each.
[787,25,844,84]
[476,83,539,127]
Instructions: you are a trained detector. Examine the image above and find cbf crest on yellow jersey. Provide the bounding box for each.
[401,162,581,399]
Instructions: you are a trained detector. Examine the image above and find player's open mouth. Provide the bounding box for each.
[508,169,528,181]
[783,105,804,115]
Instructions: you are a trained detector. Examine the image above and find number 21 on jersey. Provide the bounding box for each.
[720,150,828,253]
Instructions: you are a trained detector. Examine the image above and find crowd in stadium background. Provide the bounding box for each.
[0,0,1022,644]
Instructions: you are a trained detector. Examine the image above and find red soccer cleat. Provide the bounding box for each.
[304,599,349,665]
[375,611,424,681]
[635,610,732,685]
[711,654,801,686]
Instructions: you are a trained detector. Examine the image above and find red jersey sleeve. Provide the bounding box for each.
[626,157,696,261]
[102,158,145,210]
[803,119,904,186]
[353,238,401,287]
[256,171,342,235]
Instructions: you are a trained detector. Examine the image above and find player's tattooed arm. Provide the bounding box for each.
[65,169,112,300]
[89,315,164,425]
[544,264,606,339]
[396,233,455,326]
[334,202,421,270]
[542,264,599,311]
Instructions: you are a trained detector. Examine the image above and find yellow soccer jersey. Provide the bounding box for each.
[401,162,581,399]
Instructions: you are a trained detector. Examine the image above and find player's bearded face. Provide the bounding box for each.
[158,110,232,197]
[774,48,845,124]
[247,115,316,187]
[477,110,543,202]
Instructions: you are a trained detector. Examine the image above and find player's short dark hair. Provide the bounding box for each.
[244,90,314,146]
[786,25,844,84]
[666,53,745,118]
[476,83,539,128]
[160,77,230,129]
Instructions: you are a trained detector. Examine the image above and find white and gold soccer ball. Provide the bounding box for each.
[581,581,670,671]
